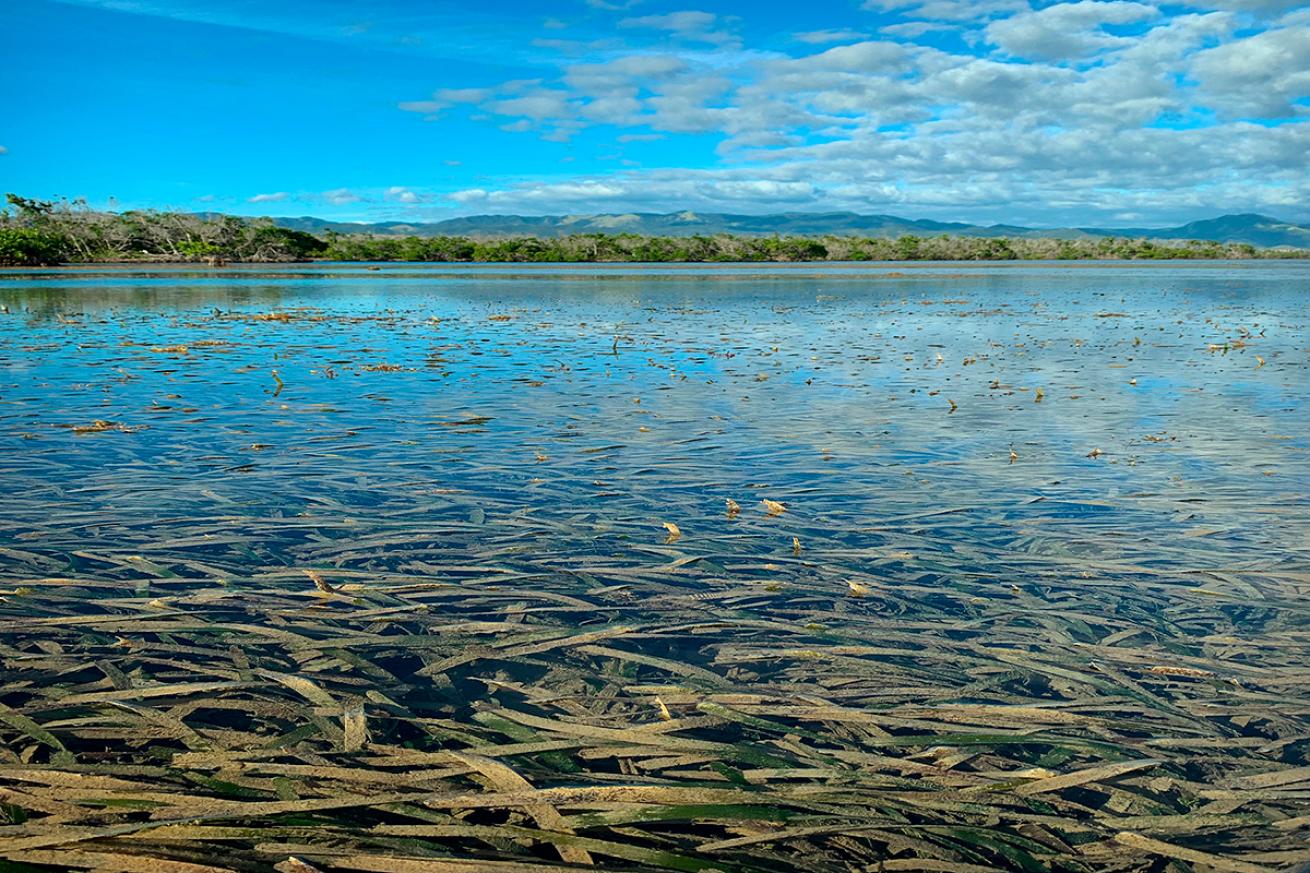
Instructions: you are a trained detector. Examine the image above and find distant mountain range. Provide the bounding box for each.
[266,211,1310,248]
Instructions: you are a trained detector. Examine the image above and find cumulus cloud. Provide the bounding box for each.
[397,100,444,115]
[323,188,363,205]
[486,90,572,120]
[396,0,1310,223]
[399,86,494,117]
[795,29,869,44]
[880,21,953,38]
[565,55,687,90]
[248,192,288,203]
[443,117,1310,221]
[985,1,1161,61]
[1179,0,1307,13]
[619,11,738,46]
[386,186,422,204]
[864,0,1028,21]
[773,40,906,73]
[439,87,493,103]
[1190,22,1310,117]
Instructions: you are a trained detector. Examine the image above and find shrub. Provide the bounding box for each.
[0,228,68,266]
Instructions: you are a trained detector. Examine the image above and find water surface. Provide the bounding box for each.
[1,262,1307,872]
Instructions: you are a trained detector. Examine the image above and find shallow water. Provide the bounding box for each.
[1,262,1307,872]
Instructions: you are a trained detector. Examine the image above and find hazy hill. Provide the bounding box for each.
[1076,214,1310,249]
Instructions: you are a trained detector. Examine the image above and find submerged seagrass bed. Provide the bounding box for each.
[1,262,1308,872]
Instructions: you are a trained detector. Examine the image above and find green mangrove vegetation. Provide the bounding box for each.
[0,194,326,265]
[2,193,1304,266]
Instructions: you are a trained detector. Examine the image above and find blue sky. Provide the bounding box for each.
[1,0,1307,225]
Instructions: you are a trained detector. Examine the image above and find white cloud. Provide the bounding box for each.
[880,21,953,38]
[794,29,869,44]
[442,117,1310,221]
[398,100,444,115]
[323,188,363,205]
[1178,0,1307,13]
[565,54,687,91]
[772,40,906,73]
[399,86,494,118]
[248,192,288,203]
[487,90,573,120]
[386,186,422,204]
[985,1,1161,61]
[1191,22,1310,117]
[438,87,493,103]
[395,0,1310,224]
[864,0,1028,21]
[619,11,738,46]
[710,180,816,201]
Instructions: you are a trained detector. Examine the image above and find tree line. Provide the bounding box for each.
[0,194,325,265]
[1,193,1301,266]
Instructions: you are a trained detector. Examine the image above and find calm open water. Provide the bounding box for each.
[0,261,1307,872]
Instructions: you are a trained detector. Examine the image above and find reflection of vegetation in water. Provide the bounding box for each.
[3,193,1300,265]
[0,265,1307,872]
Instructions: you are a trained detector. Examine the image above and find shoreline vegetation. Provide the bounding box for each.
[3,194,1307,267]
